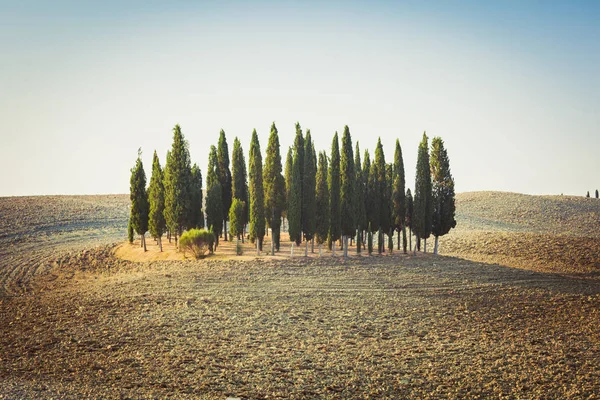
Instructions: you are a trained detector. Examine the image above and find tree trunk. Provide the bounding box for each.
[256,237,260,256]
[159,236,163,252]
[291,242,294,258]
[142,233,147,252]
[242,225,245,243]
[305,240,308,257]
[319,243,322,257]
[343,235,349,259]
[332,241,336,257]
[409,227,412,253]
[223,220,228,241]
[402,226,407,254]
[397,229,401,250]
[271,236,275,256]
[424,238,427,253]
[311,238,315,253]
[434,236,439,255]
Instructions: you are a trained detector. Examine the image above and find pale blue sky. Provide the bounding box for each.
[1,1,598,196]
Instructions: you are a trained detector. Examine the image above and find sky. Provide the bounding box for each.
[1,0,599,196]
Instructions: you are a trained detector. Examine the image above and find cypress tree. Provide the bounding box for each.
[362,150,372,248]
[392,139,406,251]
[263,122,286,254]
[128,213,134,244]
[206,145,223,250]
[430,137,457,254]
[374,138,389,253]
[190,164,204,229]
[586,191,590,198]
[148,150,166,251]
[385,163,394,253]
[405,188,414,252]
[293,123,305,237]
[355,143,366,253]
[596,189,599,199]
[413,132,433,252]
[248,129,266,252]
[367,158,379,234]
[328,132,341,252]
[163,125,192,246]
[232,137,249,239]
[315,151,330,250]
[302,130,317,254]
[130,149,149,252]
[288,137,303,246]
[217,130,232,241]
[229,198,245,240]
[340,125,355,258]
[284,146,293,221]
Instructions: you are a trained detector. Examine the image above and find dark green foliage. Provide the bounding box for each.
[383,162,393,249]
[190,164,204,229]
[288,133,303,245]
[180,228,214,259]
[127,214,134,244]
[328,132,341,244]
[315,151,330,245]
[302,131,317,242]
[355,142,366,242]
[217,130,232,240]
[130,149,149,252]
[413,133,433,244]
[205,146,223,247]
[405,188,414,250]
[596,190,599,199]
[263,123,286,251]
[392,139,406,248]
[340,125,356,238]
[163,125,192,240]
[284,147,293,219]
[376,139,390,236]
[367,157,379,231]
[431,137,457,238]
[587,191,590,198]
[248,129,265,250]
[229,198,245,239]
[232,137,249,226]
[148,151,166,250]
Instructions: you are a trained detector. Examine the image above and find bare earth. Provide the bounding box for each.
[1,192,599,399]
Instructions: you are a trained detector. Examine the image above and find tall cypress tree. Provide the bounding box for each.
[328,132,341,251]
[405,188,414,252]
[430,137,457,254]
[217,130,232,241]
[232,137,249,238]
[375,138,389,253]
[413,132,433,252]
[130,149,149,252]
[315,151,330,249]
[385,163,394,252]
[284,147,293,221]
[596,189,599,199]
[248,129,266,251]
[148,150,166,251]
[340,125,355,258]
[355,143,366,252]
[163,125,192,245]
[206,145,223,249]
[363,150,373,248]
[264,122,286,254]
[302,130,317,253]
[288,138,303,246]
[392,139,406,251]
[190,163,204,229]
[293,123,304,239]
[366,153,378,234]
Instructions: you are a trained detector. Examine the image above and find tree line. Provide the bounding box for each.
[129,123,456,257]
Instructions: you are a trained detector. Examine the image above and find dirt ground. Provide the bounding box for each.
[1,193,600,398]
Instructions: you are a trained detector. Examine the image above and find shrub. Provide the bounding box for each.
[180,228,215,259]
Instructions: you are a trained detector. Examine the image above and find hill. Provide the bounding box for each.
[441,191,600,274]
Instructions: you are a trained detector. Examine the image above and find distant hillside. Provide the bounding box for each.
[443,192,600,274]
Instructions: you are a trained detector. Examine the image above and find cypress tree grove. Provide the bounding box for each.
[163,125,192,246]
[355,142,366,253]
[328,132,341,253]
[148,150,166,251]
[405,188,414,252]
[217,130,232,241]
[413,132,433,252]
[190,163,204,229]
[430,137,457,254]
[130,149,149,252]
[284,146,293,221]
[288,135,303,246]
[263,122,286,254]
[232,137,249,240]
[248,129,266,252]
[302,130,317,255]
[392,139,406,251]
[206,146,223,250]
[315,151,330,251]
[340,125,355,258]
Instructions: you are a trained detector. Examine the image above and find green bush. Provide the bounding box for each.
[180,229,215,259]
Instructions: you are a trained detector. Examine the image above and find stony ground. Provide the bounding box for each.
[1,192,600,399]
